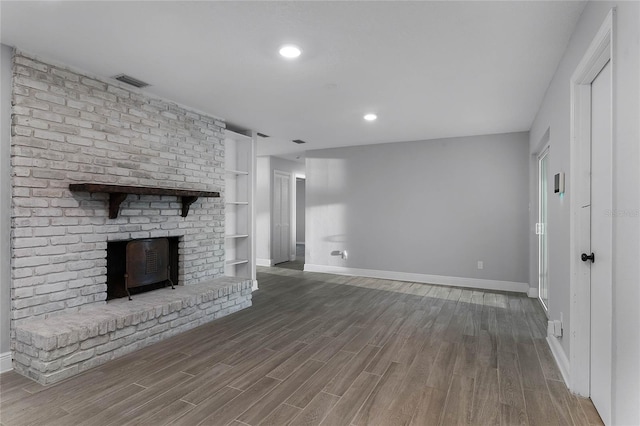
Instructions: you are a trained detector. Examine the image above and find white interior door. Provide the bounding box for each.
[587,60,612,425]
[273,171,291,264]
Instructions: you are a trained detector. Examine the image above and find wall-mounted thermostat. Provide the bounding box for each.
[554,172,565,194]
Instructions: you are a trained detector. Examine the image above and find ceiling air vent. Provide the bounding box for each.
[112,74,150,88]
[257,132,270,138]
[292,139,306,144]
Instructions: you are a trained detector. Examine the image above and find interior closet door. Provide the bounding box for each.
[587,60,613,425]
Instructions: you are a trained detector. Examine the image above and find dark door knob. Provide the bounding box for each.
[581,252,595,263]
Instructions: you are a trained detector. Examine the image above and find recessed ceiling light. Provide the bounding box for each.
[279,44,302,59]
[364,113,378,121]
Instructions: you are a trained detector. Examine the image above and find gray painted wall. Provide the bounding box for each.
[1,45,12,356]
[296,178,305,244]
[306,132,529,284]
[529,2,639,423]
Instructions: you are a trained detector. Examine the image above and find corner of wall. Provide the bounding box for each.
[0,44,14,355]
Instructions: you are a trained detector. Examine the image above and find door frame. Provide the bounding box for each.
[569,8,615,397]
[537,146,550,312]
[272,169,292,264]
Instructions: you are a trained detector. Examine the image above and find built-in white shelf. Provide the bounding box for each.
[226,258,249,266]
[224,129,256,290]
[226,169,249,176]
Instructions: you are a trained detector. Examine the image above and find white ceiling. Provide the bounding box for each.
[1,1,586,158]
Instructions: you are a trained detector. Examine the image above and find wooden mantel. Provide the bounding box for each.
[69,183,220,219]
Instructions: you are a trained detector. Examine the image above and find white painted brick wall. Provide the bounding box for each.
[10,51,226,328]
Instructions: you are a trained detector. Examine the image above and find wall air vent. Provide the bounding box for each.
[292,139,306,144]
[112,74,150,88]
[257,132,270,138]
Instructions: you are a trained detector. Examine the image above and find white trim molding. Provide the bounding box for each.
[527,287,539,298]
[303,264,529,294]
[547,334,571,388]
[251,279,259,292]
[256,258,273,267]
[0,352,12,373]
[569,8,614,398]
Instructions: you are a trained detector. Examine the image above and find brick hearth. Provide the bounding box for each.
[14,276,252,384]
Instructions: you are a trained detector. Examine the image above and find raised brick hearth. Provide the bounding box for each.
[14,276,252,384]
[9,51,252,382]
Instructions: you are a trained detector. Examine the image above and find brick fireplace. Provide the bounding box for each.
[9,51,252,383]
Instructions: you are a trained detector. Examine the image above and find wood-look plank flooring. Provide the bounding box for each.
[0,266,603,426]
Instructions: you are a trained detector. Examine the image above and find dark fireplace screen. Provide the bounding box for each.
[107,237,178,300]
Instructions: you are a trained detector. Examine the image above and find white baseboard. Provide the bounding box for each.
[546,334,571,387]
[251,279,259,292]
[528,287,539,298]
[256,258,273,267]
[303,264,529,294]
[0,352,12,373]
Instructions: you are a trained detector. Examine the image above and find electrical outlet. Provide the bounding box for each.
[554,320,563,337]
[558,313,564,337]
[477,261,483,270]
[548,319,563,337]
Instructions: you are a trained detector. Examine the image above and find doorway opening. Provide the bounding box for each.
[273,170,291,265]
[273,176,305,272]
[295,177,306,265]
[537,148,550,311]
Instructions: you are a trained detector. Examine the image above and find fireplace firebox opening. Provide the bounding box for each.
[107,237,179,300]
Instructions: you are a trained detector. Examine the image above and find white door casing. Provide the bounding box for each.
[569,9,614,425]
